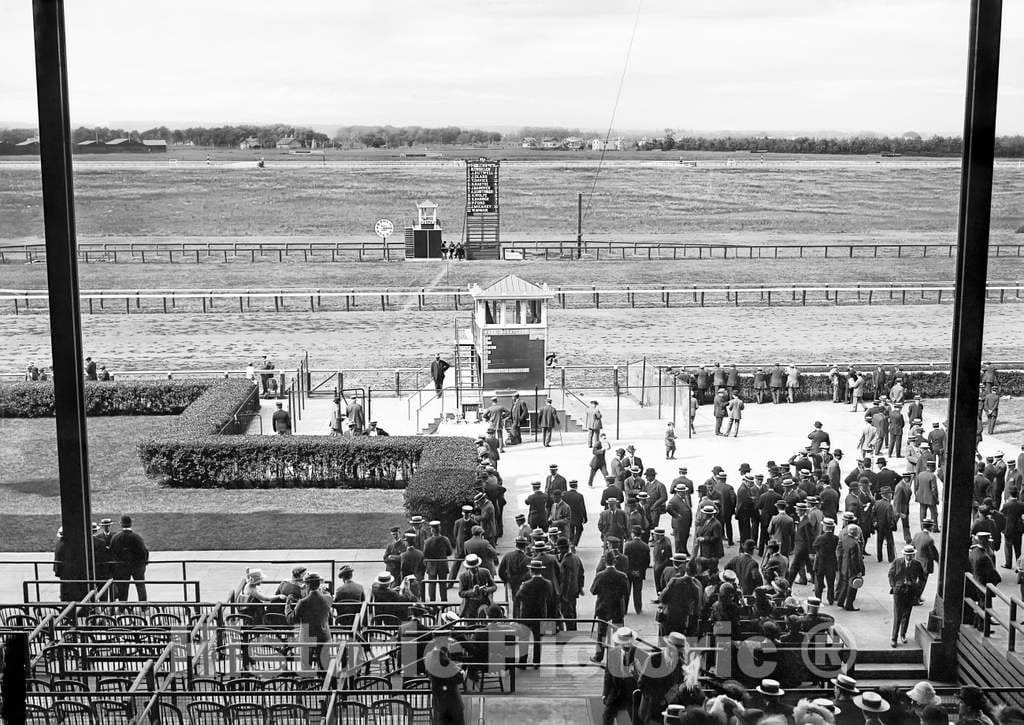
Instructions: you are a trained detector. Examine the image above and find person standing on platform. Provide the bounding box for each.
[345,397,365,435]
[538,399,559,447]
[430,353,450,398]
[888,405,906,458]
[562,480,587,546]
[913,519,940,604]
[599,627,639,724]
[590,555,630,663]
[893,472,914,545]
[695,366,710,405]
[786,364,801,403]
[812,518,839,604]
[509,393,529,446]
[1001,490,1024,570]
[644,468,668,530]
[483,397,508,452]
[915,461,941,527]
[667,482,693,557]
[285,572,333,671]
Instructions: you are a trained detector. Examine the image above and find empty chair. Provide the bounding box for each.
[265,673,299,691]
[150,612,183,627]
[224,614,254,627]
[293,677,321,691]
[402,678,429,690]
[115,614,148,628]
[51,680,88,693]
[187,700,227,725]
[191,677,223,692]
[96,677,133,692]
[263,613,288,626]
[370,614,401,628]
[224,677,265,692]
[225,702,267,725]
[0,606,28,625]
[84,614,117,628]
[334,613,357,629]
[358,629,399,674]
[51,700,97,725]
[157,702,186,725]
[25,678,52,692]
[25,703,52,725]
[369,699,413,725]
[5,613,40,628]
[267,703,309,725]
[333,701,368,725]
[90,699,134,725]
[353,675,391,691]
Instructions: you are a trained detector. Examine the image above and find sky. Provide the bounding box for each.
[1,0,1023,135]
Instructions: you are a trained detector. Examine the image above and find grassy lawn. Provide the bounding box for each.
[2,162,1022,240]
[0,416,406,551]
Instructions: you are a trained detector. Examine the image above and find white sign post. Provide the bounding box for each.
[374,218,395,260]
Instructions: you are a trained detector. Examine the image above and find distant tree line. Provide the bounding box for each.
[640,132,1024,157]
[0,125,331,147]
[333,126,503,148]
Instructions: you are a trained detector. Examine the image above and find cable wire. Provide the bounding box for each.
[582,0,643,225]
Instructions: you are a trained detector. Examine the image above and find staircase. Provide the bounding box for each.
[454,316,481,411]
[850,647,932,688]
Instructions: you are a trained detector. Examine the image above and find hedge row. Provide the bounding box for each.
[0,380,212,418]
[139,434,420,488]
[162,379,260,436]
[669,369,1024,403]
[403,438,480,532]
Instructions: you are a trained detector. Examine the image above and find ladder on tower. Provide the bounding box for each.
[454,315,481,412]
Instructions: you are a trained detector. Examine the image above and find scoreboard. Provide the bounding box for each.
[464,159,500,259]
[466,160,499,215]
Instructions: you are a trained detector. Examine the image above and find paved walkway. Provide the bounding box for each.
[4,399,1019,654]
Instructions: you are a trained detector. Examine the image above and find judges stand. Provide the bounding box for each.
[454,275,553,419]
[403,201,443,259]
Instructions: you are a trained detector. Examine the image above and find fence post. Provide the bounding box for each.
[640,357,647,408]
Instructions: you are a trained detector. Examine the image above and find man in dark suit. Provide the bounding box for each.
[623,527,650,614]
[1002,490,1024,570]
[590,556,630,662]
[787,503,814,585]
[888,546,926,646]
[449,505,476,583]
[399,533,425,582]
[600,627,639,725]
[457,554,496,618]
[724,539,762,595]
[538,399,559,447]
[873,488,897,563]
[109,515,149,601]
[271,402,291,434]
[545,464,567,500]
[509,393,530,445]
[285,572,333,670]
[556,538,585,630]
[562,480,588,546]
[463,527,498,573]
[713,471,737,546]
[812,519,839,604]
[84,357,97,380]
[650,528,673,593]
[888,405,906,457]
[769,363,785,404]
[499,538,531,615]
[735,474,757,545]
[515,560,556,666]
[430,353,450,397]
[526,481,549,531]
[622,445,643,475]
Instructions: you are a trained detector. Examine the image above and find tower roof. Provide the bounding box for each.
[469,274,552,300]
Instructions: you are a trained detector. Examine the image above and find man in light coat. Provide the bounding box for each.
[724,392,744,437]
[585,400,603,449]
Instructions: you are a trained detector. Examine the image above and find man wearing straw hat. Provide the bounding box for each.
[853,690,891,724]
[515,559,556,667]
[457,554,496,618]
[600,627,639,725]
[888,545,926,647]
[753,679,793,721]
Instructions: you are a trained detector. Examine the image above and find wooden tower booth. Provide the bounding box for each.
[465,275,553,391]
[404,201,443,259]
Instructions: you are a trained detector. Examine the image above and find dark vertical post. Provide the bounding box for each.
[931,0,1002,683]
[576,192,583,259]
[33,0,94,595]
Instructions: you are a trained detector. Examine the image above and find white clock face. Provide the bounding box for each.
[374,219,394,237]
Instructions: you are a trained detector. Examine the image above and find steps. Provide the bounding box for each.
[849,647,933,688]
[455,341,480,408]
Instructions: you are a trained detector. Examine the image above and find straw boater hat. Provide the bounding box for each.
[463,554,481,568]
[756,679,784,697]
[527,559,545,571]
[853,692,890,713]
[831,674,859,695]
[376,572,394,585]
[813,699,841,715]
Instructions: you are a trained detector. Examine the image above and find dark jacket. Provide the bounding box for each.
[591,567,630,621]
[109,529,149,570]
[515,575,556,619]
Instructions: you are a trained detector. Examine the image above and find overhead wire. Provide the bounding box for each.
[582,0,644,225]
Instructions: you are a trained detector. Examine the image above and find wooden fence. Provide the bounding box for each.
[2,238,1023,264]
[3,282,1023,315]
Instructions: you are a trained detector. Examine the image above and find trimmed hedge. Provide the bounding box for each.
[0,380,213,418]
[404,438,480,533]
[669,368,1024,403]
[139,434,420,488]
[162,379,259,436]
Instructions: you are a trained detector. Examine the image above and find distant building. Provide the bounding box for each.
[521,137,538,149]
[142,140,167,151]
[16,137,40,146]
[541,137,559,149]
[106,138,130,146]
[563,136,584,150]
[275,137,302,149]
[239,136,261,150]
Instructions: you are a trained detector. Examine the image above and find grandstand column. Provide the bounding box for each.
[32,0,95,595]
[929,0,1002,682]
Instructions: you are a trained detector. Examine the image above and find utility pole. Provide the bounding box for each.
[576,192,583,259]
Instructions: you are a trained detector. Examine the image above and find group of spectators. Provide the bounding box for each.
[53,514,149,602]
[439,241,466,260]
